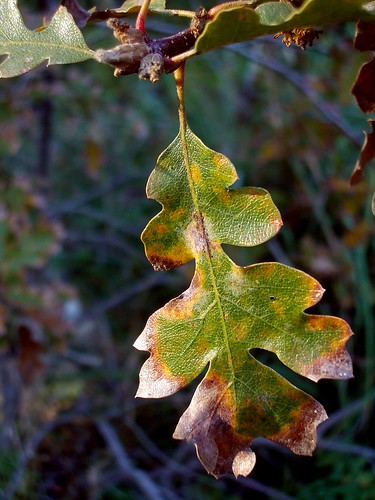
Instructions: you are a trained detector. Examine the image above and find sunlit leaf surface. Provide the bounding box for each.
[0,0,93,78]
[197,0,375,53]
[135,123,353,478]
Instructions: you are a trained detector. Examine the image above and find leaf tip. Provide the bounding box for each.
[271,215,283,235]
[303,318,354,382]
[232,449,256,478]
[135,357,185,398]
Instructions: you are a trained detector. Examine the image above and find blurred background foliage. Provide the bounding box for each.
[0,0,374,498]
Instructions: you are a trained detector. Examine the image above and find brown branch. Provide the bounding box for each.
[94,8,210,81]
[230,44,362,146]
[96,419,165,500]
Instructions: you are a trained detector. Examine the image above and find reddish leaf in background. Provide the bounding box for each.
[352,21,375,113]
[351,21,375,199]
[0,304,6,335]
[60,0,90,28]
[350,120,375,185]
[352,56,375,113]
[17,323,46,382]
[354,20,375,51]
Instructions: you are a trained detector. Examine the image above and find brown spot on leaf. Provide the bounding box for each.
[191,162,201,184]
[151,224,168,234]
[148,255,186,271]
[173,374,255,478]
[212,153,229,170]
[270,397,327,456]
[350,120,375,185]
[302,316,353,382]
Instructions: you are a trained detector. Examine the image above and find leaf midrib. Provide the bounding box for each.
[180,126,237,396]
[0,38,93,58]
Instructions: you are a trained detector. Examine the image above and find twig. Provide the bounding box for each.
[64,230,140,258]
[230,44,363,146]
[127,420,191,477]
[47,173,131,218]
[4,415,90,499]
[96,419,165,500]
[318,390,375,435]
[318,438,375,462]
[86,273,167,317]
[233,476,295,500]
[68,207,140,236]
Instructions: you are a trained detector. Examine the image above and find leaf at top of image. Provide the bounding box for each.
[117,0,166,15]
[0,0,93,78]
[135,120,353,478]
[196,0,375,53]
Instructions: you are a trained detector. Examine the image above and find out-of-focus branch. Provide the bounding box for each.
[96,419,165,500]
[47,174,131,218]
[230,44,363,146]
[318,438,375,461]
[4,415,90,499]
[318,390,375,435]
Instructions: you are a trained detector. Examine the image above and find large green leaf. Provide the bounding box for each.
[135,123,353,477]
[196,0,375,53]
[0,0,93,78]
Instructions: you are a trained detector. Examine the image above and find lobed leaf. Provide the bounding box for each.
[136,121,353,477]
[142,127,282,270]
[196,0,375,53]
[0,0,93,78]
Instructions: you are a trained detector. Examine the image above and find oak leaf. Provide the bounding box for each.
[196,0,375,53]
[135,124,353,477]
[0,0,93,78]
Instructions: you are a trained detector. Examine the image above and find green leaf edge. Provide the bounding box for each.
[196,0,375,53]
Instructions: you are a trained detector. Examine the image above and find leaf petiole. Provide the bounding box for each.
[136,0,152,33]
